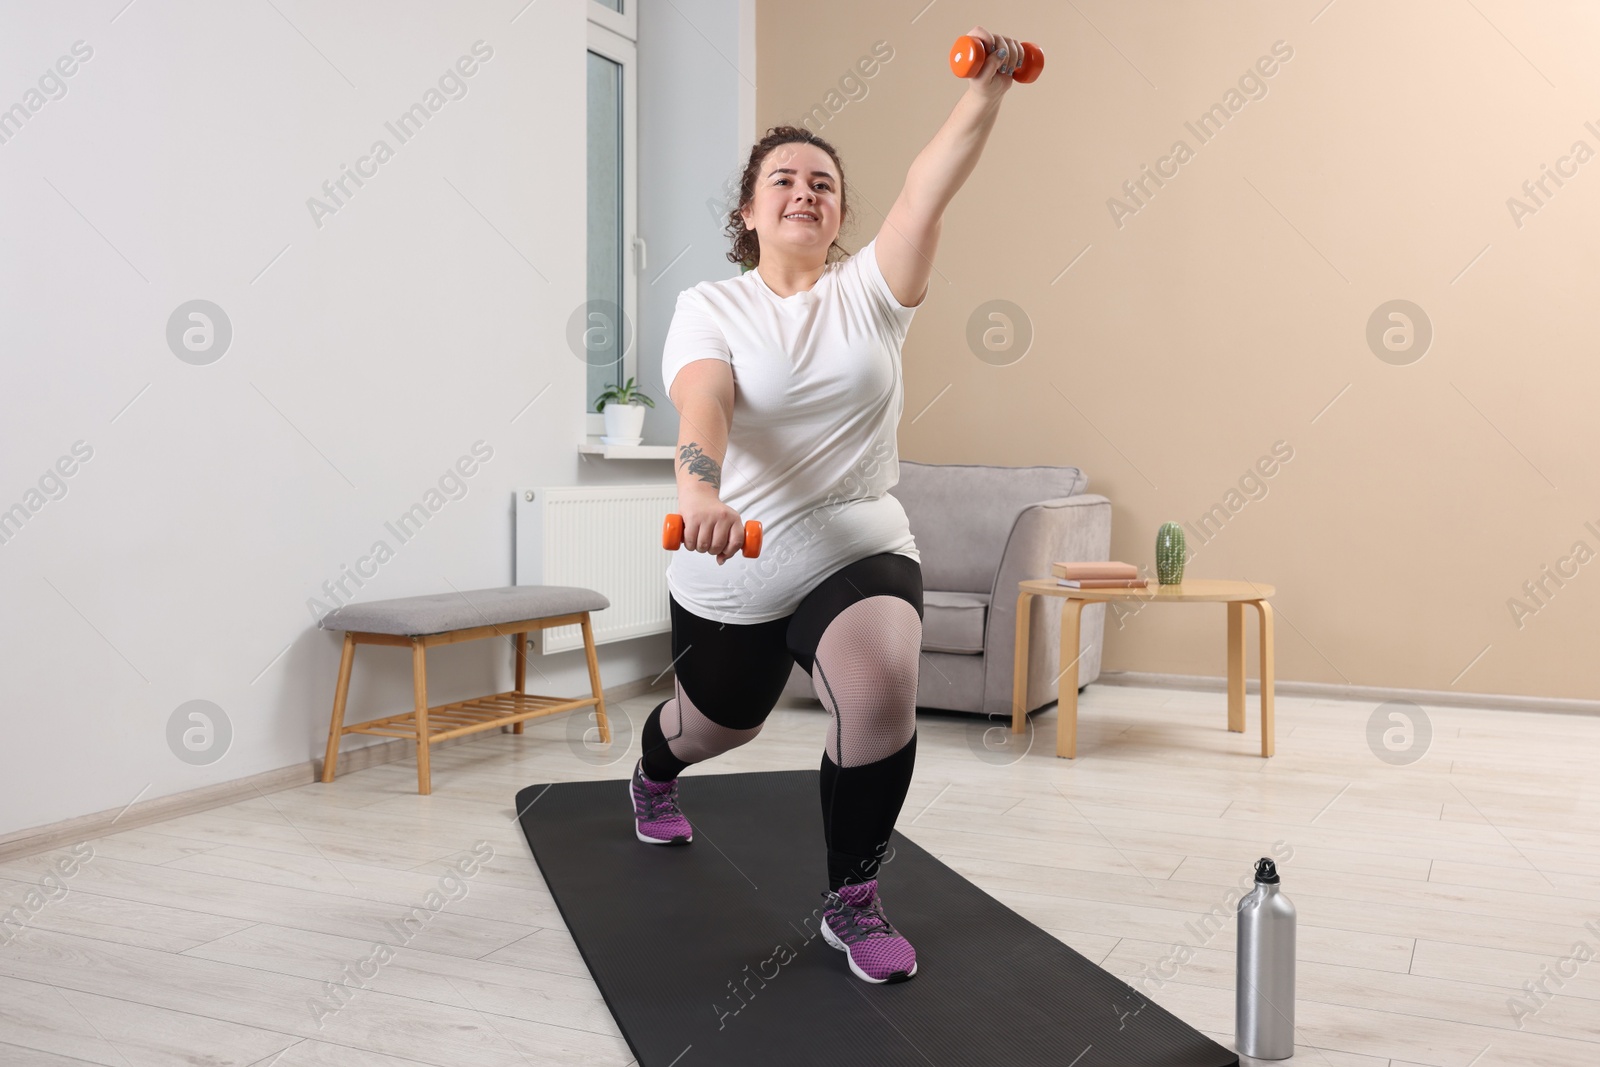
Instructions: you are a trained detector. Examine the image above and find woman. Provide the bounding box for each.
[632,27,1025,985]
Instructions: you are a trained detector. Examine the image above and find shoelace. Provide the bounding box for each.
[822,889,900,941]
[636,774,682,821]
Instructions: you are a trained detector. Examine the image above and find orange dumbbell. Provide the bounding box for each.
[662,513,763,558]
[949,34,1044,84]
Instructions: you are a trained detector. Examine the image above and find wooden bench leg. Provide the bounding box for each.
[580,612,611,744]
[511,631,528,734]
[321,633,357,783]
[412,637,432,795]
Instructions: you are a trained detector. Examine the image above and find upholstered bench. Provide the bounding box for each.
[317,585,611,795]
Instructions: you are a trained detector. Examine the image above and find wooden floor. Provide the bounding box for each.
[2,683,1598,1066]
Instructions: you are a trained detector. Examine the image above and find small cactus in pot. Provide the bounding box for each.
[1156,522,1186,585]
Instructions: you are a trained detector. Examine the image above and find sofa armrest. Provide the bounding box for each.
[979,494,1113,718]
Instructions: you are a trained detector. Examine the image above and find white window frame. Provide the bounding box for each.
[588,0,634,41]
[586,5,638,435]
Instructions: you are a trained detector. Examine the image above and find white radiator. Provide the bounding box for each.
[515,484,678,653]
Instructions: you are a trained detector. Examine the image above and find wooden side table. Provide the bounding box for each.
[1012,578,1277,758]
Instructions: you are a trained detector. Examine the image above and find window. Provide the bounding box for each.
[586,2,637,432]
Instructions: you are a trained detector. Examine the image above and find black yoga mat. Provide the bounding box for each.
[514,768,1238,1067]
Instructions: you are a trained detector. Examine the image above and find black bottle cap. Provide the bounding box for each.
[1255,857,1280,883]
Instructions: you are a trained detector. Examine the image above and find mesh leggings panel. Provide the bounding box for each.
[813,596,922,768]
[639,674,764,782]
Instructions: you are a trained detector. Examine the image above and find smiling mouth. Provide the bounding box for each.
[783,213,818,222]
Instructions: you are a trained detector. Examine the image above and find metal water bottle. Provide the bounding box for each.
[1236,857,1295,1059]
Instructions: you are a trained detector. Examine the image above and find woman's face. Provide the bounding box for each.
[740,142,842,263]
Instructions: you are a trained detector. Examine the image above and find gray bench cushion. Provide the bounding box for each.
[922,590,990,655]
[317,585,609,636]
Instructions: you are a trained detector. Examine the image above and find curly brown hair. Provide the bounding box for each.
[724,125,850,271]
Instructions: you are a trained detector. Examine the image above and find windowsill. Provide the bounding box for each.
[579,437,675,460]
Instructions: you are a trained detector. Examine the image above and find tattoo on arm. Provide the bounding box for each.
[678,442,721,490]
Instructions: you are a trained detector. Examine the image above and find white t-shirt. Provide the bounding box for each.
[660,237,922,625]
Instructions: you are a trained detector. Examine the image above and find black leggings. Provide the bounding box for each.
[641,552,923,889]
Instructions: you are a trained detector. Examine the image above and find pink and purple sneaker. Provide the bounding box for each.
[820,878,918,983]
[630,757,693,845]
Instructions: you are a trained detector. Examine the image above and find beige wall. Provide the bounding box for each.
[756,1,1600,702]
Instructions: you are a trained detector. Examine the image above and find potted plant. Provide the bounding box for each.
[594,377,656,445]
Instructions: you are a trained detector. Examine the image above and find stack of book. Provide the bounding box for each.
[1051,561,1148,589]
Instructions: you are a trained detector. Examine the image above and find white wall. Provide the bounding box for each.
[0,0,748,837]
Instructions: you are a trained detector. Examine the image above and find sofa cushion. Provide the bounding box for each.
[922,590,990,655]
[891,461,1087,594]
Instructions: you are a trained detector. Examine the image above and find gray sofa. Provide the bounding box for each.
[781,461,1112,719]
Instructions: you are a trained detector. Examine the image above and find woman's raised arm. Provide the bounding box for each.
[874,26,1023,309]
